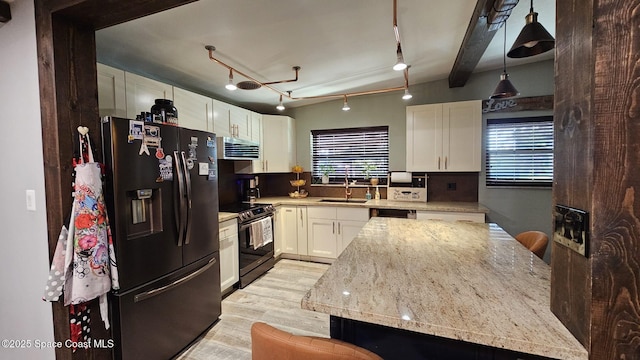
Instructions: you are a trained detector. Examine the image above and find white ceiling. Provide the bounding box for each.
[96,0,555,112]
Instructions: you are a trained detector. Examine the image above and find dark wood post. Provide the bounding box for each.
[552,0,640,358]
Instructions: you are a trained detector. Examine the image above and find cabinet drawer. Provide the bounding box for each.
[416,211,485,223]
[307,206,337,220]
[336,207,369,222]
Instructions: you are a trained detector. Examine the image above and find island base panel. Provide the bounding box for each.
[330,316,554,360]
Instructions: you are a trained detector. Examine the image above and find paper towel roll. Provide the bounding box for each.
[390,172,412,183]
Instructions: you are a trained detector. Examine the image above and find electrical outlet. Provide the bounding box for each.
[447,182,457,191]
[26,189,36,211]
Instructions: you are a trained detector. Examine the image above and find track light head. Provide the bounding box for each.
[393,44,408,71]
[342,95,351,111]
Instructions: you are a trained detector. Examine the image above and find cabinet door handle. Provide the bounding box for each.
[445,156,448,169]
[438,156,441,169]
[265,160,268,172]
[338,222,341,235]
[333,222,335,234]
[300,210,304,227]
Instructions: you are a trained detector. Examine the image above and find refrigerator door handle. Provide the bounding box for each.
[181,151,193,244]
[133,257,217,303]
[174,151,186,247]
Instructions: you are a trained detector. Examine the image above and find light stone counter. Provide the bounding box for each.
[301,218,587,360]
[218,212,238,222]
[256,196,489,213]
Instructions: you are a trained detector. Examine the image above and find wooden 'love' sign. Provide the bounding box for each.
[482,95,554,113]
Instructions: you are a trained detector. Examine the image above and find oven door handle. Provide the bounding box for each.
[238,214,274,231]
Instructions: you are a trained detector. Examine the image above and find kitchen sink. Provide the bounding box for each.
[319,199,369,203]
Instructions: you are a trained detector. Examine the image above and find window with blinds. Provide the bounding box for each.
[485,116,553,187]
[311,126,389,183]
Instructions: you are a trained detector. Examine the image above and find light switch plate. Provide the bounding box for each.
[554,205,589,257]
[26,189,36,211]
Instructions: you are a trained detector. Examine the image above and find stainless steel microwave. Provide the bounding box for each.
[216,137,260,160]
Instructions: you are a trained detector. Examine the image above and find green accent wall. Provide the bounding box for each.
[290,59,555,261]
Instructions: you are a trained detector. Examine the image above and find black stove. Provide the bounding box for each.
[220,202,275,224]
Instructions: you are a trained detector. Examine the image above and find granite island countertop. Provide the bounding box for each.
[301,217,587,360]
[256,196,489,213]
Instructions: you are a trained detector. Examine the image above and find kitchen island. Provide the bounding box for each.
[301,218,587,360]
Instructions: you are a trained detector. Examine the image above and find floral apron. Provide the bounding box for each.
[43,129,119,350]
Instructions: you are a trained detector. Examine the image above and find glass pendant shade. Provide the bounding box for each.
[490,72,520,99]
[402,89,412,100]
[507,10,555,58]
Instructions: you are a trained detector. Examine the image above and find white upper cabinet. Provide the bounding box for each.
[124,72,173,119]
[97,63,126,118]
[212,99,232,138]
[250,112,262,144]
[406,100,481,172]
[172,87,213,132]
[236,114,295,174]
[229,105,251,140]
[262,115,296,173]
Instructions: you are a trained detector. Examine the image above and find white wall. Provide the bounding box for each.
[0,1,55,359]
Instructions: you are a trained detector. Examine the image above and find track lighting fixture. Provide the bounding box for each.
[276,95,285,111]
[507,0,555,58]
[204,0,412,108]
[491,20,519,99]
[225,69,237,91]
[342,95,351,111]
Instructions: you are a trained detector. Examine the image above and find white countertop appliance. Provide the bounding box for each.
[387,171,427,202]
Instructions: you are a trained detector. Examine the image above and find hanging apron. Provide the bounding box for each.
[43,130,119,349]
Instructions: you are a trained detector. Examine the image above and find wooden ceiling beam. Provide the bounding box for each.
[50,0,198,29]
[448,0,499,88]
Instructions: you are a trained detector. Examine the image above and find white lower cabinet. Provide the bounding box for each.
[279,205,308,256]
[307,207,369,259]
[219,218,239,292]
[416,211,485,223]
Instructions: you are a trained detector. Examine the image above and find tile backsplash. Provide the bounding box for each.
[256,171,477,202]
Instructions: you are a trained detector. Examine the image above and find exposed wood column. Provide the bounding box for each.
[552,0,640,358]
[34,1,198,359]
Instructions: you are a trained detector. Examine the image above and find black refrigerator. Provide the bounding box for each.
[101,117,221,360]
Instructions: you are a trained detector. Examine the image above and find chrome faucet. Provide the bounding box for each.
[345,169,352,200]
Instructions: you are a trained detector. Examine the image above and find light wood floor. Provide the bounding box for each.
[177,259,330,360]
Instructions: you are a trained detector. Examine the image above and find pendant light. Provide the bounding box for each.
[491,20,519,99]
[507,0,555,58]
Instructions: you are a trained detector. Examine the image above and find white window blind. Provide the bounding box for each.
[311,126,389,182]
[485,116,553,187]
